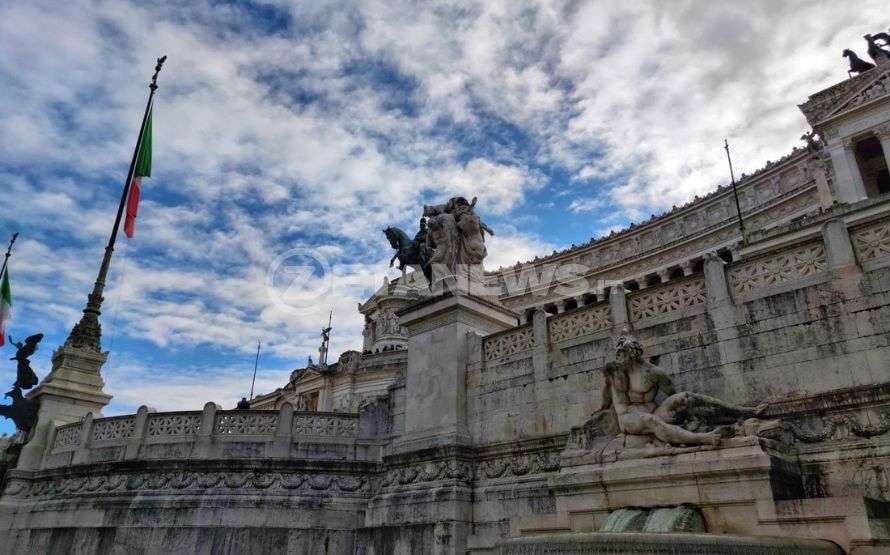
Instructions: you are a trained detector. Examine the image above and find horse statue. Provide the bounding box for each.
[383,226,429,279]
[843,49,876,77]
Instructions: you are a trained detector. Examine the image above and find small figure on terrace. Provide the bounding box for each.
[9,333,43,390]
[600,331,767,447]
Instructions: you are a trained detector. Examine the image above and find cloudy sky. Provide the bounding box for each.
[0,0,885,432]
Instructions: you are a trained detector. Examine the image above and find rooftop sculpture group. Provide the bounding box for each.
[384,195,493,285]
[844,28,890,76]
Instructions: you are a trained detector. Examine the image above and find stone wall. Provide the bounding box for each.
[460,208,890,551]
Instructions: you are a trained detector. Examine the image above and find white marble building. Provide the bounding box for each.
[2,48,890,555]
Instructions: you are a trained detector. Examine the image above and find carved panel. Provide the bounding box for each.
[484,326,535,360]
[548,303,612,343]
[147,414,202,436]
[629,277,706,321]
[91,416,134,442]
[852,220,890,263]
[728,242,827,295]
[52,422,82,450]
[216,412,278,435]
[6,470,373,498]
[292,414,357,437]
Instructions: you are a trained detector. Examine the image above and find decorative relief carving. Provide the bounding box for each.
[839,72,890,112]
[729,242,827,295]
[484,326,535,360]
[147,414,202,436]
[548,303,612,343]
[852,221,890,263]
[629,277,706,321]
[785,410,890,443]
[377,459,473,488]
[215,413,278,435]
[292,414,357,437]
[476,452,560,479]
[52,422,82,450]
[5,470,373,498]
[91,416,134,442]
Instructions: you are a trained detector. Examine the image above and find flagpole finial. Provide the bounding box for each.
[150,56,167,91]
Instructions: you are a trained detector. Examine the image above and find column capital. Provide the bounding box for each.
[874,125,890,140]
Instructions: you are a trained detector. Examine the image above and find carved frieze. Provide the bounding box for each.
[377,459,474,489]
[292,414,357,437]
[475,451,560,480]
[91,416,135,442]
[852,220,890,263]
[785,409,890,444]
[216,413,278,435]
[52,422,82,450]
[3,470,373,499]
[548,303,612,343]
[484,326,535,361]
[629,277,706,322]
[147,414,202,437]
[729,241,827,295]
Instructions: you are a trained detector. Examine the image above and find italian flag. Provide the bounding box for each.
[124,107,153,238]
[0,269,10,347]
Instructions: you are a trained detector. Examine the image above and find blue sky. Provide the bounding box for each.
[0,0,885,434]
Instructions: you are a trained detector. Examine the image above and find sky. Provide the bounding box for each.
[0,0,886,433]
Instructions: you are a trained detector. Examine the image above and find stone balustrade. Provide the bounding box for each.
[44,402,382,470]
[479,210,890,372]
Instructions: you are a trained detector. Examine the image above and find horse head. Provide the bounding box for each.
[843,49,854,58]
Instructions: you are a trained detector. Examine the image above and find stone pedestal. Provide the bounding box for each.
[18,344,112,470]
[396,293,517,452]
[532,437,886,552]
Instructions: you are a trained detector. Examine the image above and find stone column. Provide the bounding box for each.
[821,219,857,270]
[657,269,671,284]
[876,125,890,174]
[124,406,149,460]
[270,403,293,457]
[826,139,866,203]
[194,401,217,459]
[532,308,550,381]
[635,278,648,290]
[575,295,587,308]
[680,261,694,276]
[321,373,334,411]
[703,253,731,305]
[609,286,629,329]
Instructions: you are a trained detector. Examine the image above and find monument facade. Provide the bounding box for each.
[2,34,890,555]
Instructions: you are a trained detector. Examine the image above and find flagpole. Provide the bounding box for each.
[0,233,18,281]
[249,341,261,400]
[67,56,166,352]
[724,139,747,245]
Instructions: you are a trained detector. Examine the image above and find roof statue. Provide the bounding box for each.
[864,31,890,66]
[383,217,430,280]
[0,332,43,434]
[422,196,493,285]
[843,49,875,77]
[384,196,493,287]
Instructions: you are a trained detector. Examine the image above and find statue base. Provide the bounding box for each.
[394,292,517,452]
[510,436,886,552]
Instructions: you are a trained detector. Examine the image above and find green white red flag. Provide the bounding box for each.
[124,107,153,238]
[0,269,10,347]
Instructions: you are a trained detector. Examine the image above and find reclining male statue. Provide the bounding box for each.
[599,332,768,447]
